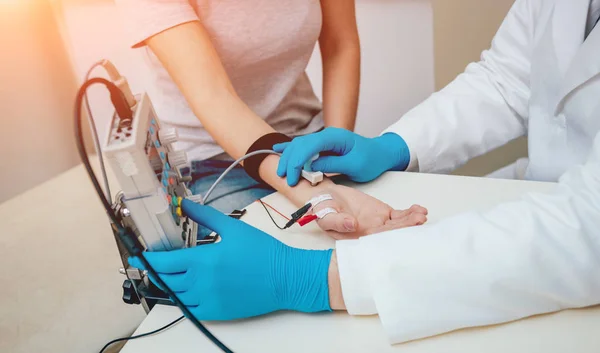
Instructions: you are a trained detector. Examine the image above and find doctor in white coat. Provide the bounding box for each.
[132,0,600,346]
[272,0,600,343]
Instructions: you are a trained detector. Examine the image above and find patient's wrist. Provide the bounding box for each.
[259,155,336,207]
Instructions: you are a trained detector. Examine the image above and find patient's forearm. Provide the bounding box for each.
[147,22,274,160]
[259,155,338,206]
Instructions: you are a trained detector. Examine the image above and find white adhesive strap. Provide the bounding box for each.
[315,207,337,219]
[306,194,333,210]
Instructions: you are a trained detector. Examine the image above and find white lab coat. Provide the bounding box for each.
[336,0,600,344]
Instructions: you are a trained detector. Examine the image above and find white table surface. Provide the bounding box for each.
[121,172,600,353]
[0,162,146,353]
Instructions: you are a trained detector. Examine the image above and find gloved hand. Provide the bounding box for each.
[129,199,333,321]
[274,127,411,186]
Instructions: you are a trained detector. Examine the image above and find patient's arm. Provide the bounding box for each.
[146,22,426,237]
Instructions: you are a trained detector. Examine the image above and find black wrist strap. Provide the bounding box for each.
[244,132,291,184]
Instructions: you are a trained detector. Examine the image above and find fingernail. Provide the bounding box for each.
[344,219,355,231]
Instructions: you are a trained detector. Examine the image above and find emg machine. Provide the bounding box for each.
[100,92,208,311]
[104,93,195,252]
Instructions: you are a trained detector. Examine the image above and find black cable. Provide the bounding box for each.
[257,199,286,230]
[74,78,122,226]
[84,61,113,205]
[99,316,184,353]
[74,77,233,353]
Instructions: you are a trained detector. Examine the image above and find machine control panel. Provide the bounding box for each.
[103,93,196,251]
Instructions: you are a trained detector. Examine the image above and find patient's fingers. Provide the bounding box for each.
[390,205,428,219]
[365,213,427,236]
[387,212,427,226]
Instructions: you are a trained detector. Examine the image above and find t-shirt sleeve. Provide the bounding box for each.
[114,0,199,48]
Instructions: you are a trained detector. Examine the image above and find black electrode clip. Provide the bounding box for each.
[284,203,312,229]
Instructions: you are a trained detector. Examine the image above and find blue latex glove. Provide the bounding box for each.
[129,199,333,321]
[274,127,411,186]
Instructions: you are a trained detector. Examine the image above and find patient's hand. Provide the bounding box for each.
[312,184,428,239]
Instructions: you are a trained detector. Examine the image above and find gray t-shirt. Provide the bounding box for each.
[116,0,324,161]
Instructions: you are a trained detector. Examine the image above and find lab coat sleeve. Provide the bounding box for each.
[337,130,600,344]
[384,0,536,173]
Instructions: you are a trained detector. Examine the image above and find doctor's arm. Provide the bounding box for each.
[334,130,600,343]
[386,0,535,173]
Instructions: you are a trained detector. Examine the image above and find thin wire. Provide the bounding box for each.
[257,199,285,230]
[84,60,113,204]
[99,316,184,353]
[201,150,281,205]
[256,200,290,221]
[204,184,264,206]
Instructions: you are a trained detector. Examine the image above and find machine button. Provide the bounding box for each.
[154,140,161,148]
[176,207,182,217]
[151,119,156,125]
[168,151,188,167]
[162,179,168,187]
[149,126,155,134]
[165,162,171,170]
[158,128,179,145]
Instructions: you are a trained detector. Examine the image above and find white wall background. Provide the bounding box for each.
[59,1,150,146]
[307,0,434,137]
[0,1,84,203]
[60,0,434,142]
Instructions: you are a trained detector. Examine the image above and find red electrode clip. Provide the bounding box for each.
[297,214,318,226]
